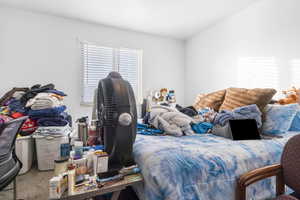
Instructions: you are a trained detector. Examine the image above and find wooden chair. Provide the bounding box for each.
[236,134,300,200]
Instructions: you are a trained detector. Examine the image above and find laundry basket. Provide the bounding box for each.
[34,135,69,171]
[15,136,34,175]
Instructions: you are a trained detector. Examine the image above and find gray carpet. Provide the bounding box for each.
[0,168,53,200]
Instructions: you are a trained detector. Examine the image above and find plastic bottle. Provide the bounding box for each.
[67,164,76,195]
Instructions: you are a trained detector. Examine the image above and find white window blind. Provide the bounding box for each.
[237,57,279,89]
[81,43,142,104]
[291,59,300,87]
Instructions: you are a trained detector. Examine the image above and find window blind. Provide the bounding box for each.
[291,59,300,87]
[237,57,279,89]
[81,43,142,104]
[118,48,140,101]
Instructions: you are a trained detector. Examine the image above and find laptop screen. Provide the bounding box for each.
[229,119,261,140]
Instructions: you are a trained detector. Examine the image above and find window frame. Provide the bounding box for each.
[80,41,143,106]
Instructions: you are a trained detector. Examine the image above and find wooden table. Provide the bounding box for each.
[49,173,143,200]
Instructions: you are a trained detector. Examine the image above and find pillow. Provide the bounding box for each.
[193,89,226,111]
[219,87,276,111]
[262,104,299,135]
[289,111,300,131]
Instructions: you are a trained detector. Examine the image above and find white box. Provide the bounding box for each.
[15,136,34,175]
[34,135,69,171]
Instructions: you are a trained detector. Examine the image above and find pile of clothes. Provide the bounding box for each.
[139,104,214,137]
[139,103,262,137]
[0,84,72,137]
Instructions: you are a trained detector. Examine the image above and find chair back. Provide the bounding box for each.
[281,134,300,194]
[0,116,27,190]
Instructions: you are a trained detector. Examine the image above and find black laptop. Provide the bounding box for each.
[229,119,261,140]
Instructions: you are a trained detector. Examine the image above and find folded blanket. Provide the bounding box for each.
[26,93,63,110]
[20,83,55,103]
[37,117,69,127]
[35,125,72,136]
[149,105,195,136]
[28,105,66,119]
[214,104,262,127]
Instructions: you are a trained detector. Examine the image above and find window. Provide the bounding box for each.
[290,59,300,87]
[237,57,279,89]
[81,43,142,104]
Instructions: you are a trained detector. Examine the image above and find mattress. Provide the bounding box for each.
[132,132,299,200]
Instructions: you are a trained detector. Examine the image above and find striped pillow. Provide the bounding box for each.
[219,88,276,111]
[193,89,226,111]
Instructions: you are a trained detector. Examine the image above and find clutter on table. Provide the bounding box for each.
[49,142,141,199]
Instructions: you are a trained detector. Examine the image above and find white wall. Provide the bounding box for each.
[185,0,300,105]
[0,6,185,120]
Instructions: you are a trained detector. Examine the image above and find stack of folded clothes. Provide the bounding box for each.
[0,84,72,137]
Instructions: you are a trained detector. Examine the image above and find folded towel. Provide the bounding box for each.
[26,93,63,110]
[28,105,66,119]
[37,117,69,127]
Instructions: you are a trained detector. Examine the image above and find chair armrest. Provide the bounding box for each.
[236,164,284,200]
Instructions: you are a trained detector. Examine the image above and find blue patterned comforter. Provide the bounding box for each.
[133,132,299,200]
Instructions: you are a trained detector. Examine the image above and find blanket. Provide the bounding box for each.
[214,104,262,127]
[26,92,63,110]
[149,105,195,136]
[133,132,298,200]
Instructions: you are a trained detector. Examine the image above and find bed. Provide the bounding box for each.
[132,132,299,200]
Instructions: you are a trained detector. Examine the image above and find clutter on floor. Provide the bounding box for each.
[0,84,72,174]
[0,84,142,199]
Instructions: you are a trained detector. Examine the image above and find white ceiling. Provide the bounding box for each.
[0,0,260,39]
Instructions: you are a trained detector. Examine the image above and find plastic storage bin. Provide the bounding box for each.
[34,135,69,171]
[15,136,34,175]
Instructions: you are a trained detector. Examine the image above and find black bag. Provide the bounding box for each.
[0,117,27,190]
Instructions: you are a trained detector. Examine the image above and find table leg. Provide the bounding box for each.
[111,190,121,200]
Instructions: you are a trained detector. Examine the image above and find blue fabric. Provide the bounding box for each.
[191,122,213,134]
[8,99,27,113]
[289,111,300,131]
[133,132,300,200]
[263,104,299,135]
[37,117,69,126]
[137,123,164,135]
[28,105,66,118]
[214,104,262,127]
[45,89,67,96]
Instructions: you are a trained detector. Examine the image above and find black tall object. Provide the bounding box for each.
[96,72,137,177]
[0,116,28,199]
